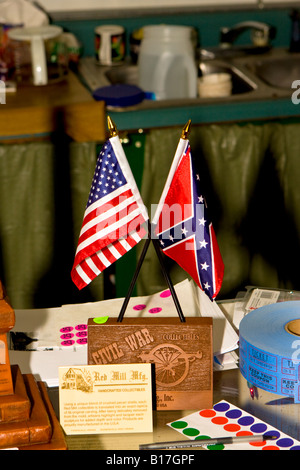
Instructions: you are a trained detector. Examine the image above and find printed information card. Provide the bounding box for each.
[59,363,153,435]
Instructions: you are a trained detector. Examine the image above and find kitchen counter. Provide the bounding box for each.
[0,71,106,143]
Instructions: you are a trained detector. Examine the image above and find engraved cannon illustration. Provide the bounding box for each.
[138,343,203,387]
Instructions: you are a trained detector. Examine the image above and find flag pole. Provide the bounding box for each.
[152,120,191,226]
[151,235,186,323]
[117,232,151,322]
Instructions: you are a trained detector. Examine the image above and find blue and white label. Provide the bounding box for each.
[240,335,300,402]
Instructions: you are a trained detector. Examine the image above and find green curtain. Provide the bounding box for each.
[0,142,55,308]
[137,122,300,299]
[0,139,103,309]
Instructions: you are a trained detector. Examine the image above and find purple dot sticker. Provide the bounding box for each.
[225,409,243,419]
[133,304,146,311]
[214,402,231,412]
[160,289,171,298]
[264,430,280,440]
[238,416,255,426]
[276,437,294,448]
[148,307,162,314]
[250,423,268,433]
[60,326,73,333]
[75,324,87,331]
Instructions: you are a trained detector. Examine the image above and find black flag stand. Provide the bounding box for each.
[117,221,186,323]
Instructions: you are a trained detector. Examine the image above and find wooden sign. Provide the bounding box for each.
[88,317,213,410]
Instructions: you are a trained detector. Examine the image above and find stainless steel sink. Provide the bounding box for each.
[246,55,300,89]
[77,49,298,111]
[105,65,139,86]
[199,61,257,94]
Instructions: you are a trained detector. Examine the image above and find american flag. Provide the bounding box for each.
[154,140,224,300]
[71,136,148,290]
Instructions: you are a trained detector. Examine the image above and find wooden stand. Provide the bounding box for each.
[0,281,67,449]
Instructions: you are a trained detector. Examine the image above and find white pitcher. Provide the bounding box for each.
[138,25,197,100]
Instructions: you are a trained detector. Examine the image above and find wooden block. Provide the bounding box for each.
[0,281,15,396]
[22,374,52,445]
[0,419,29,448]
[0,365,31,423]
[0,283,15,334]
[88,317,213,410]
[20,382,67,450]
[0,374,52,449]
[0,333,13,396]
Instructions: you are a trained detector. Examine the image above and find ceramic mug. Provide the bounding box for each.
[94,25,125,66]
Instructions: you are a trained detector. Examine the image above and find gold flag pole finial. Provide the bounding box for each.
[181,119,191,140]
[107,116,118,137]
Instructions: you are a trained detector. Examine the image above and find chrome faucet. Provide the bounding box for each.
[220,21,276,48]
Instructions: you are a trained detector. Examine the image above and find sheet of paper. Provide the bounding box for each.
[59,363,153,435]
[193,282,239,355]
[9,349,87,387]
[167,400,300,450]
[10,307,62,350]
[245,288,280,311]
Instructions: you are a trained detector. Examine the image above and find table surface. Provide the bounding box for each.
[47,367,300,450]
